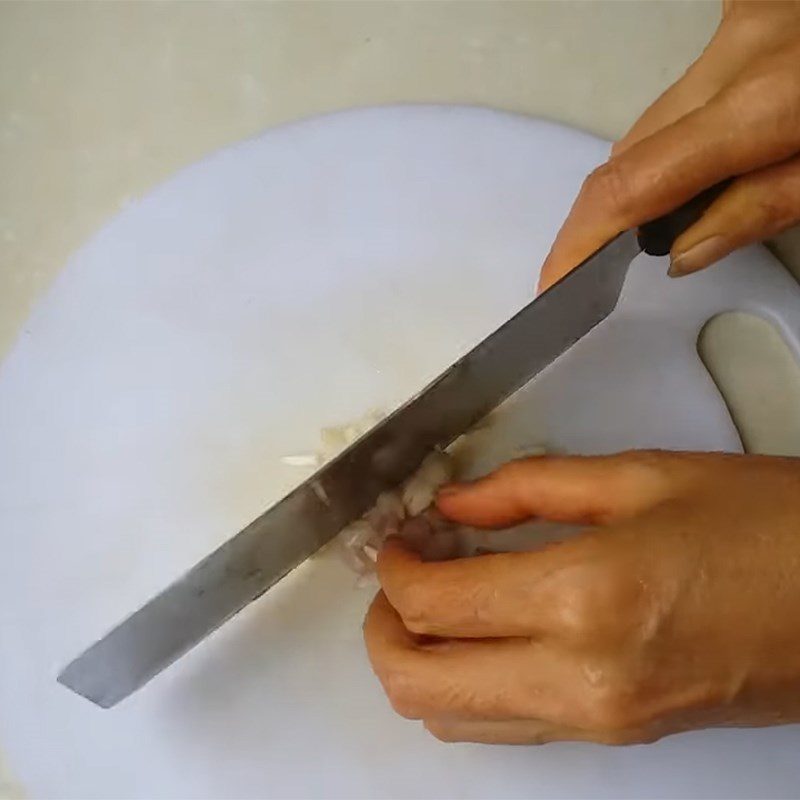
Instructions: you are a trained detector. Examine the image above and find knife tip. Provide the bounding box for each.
[57,662,119,709]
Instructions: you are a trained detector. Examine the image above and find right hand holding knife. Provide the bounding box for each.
[540,0,800,292]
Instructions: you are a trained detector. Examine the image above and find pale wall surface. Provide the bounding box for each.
[1,0,724,358]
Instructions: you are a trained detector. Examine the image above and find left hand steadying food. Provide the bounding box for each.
[364,451,800,744]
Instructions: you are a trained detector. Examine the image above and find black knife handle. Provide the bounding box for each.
[637,180,732,256]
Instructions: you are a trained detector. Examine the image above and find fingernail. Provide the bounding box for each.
[437,482,464,498]
[669,235,727,277]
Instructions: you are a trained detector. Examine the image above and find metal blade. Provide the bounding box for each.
[58,230,641,707]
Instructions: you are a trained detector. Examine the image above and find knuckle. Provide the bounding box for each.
[581,160,636,224]
[555,579,601,639]
[556,566,645,643]
[721,67,800,143]
[615,449,671,482]
[395,583,435,635]
[382,669,423,720]
[723,170,798,235]
[496,457,533,482]
[494,458,541,515]
[582,683,637,732]
[751,182,799,232]
[609,450,676,504]
[722,74,763,114]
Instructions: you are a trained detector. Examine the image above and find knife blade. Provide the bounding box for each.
[59,183,727,708]
[57,230,640,708]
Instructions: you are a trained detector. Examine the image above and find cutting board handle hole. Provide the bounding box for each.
[698,311,800,456]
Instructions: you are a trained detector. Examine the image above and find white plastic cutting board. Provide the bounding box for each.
[2,107,800,799]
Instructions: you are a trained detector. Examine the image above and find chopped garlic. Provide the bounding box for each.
[311,479,330,506]
[362,544,379,562]
[401,451,453,516]
[319,427,351,461]
[316,408,386,461]
[374,490,405,519]
[281,453,320,467]
[296,408,545,578]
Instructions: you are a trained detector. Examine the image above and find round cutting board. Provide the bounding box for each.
[2,106,800,799]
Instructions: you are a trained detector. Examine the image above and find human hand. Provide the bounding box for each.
[539,0,800,292]
[364,451,800,744]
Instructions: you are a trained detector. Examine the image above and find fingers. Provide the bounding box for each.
[365,591,669,733]
[669,155,800,275]
[363,592,571,721]
[615,11,796,157]
[376,453,679,640]
[436,453,672,529]
[376,536,577,638]
[536,29,729,289]
[537,40,800,292]
[613,47,724,158]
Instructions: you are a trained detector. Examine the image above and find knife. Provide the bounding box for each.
[58,185,726,707]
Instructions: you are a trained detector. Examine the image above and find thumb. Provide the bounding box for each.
[437,452,672,529]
